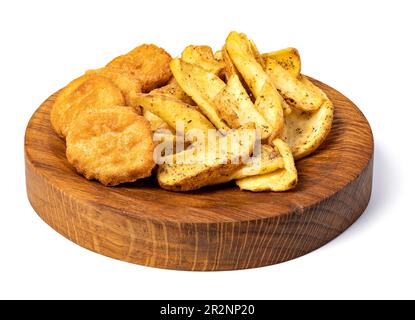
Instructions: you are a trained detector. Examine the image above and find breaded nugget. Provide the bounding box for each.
[51,74,125,138]
[85,68,142,107]
[106,44,172,92]
[66,106,155,186]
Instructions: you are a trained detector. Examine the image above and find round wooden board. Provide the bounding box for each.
[25,78,373,271]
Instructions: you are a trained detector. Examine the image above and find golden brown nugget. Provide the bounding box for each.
[106,44,172,92]
[50,74,125,138]
[66,106,155,186]
[85,68,142,107]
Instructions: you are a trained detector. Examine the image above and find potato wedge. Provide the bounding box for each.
[249,39,265,69]
[262,47,301,77]
[153,130,178,160]
[253,80,285,138]
[136,94,215,139]
[182,45,225,76]
[236,139,297,192]
[216,47,301,76]
[170,58,229,132]
[214,50,223,61]
[233,144,284,179]
[143,79,197,132]
[282,98,333,160]
[222,46,239,81]
[158,124,257,191]
[225,32,284,137]
[221,46,292,117]
[151,78,195,105]
[207,144,285,185]
[225,32,266,97]
[266,58,325,112]
[153,130,176,144]
[143,109,171,132]
[221,46,252,97]
[214,74,272,139]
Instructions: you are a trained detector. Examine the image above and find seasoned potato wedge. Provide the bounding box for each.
[282,98,333,160]
[225,32,267,97]
[225,32,284,137]
[182,45,225,76]
[136,94,215,139]
[214,50,223,61]
[153,131,177,144]
[249,39,265,68]
[233,145,284,179]
[253,80,285,138]
[206,144,284,185]
[170,58,229,132]
[221,46,253,98]
[220,46,292,117]
[262,47,301,76]
[266,58,324,112]
[222,46,239,81]
[143,79,196,132]
[152,130,178,159]
[236,139,297,192]
[216,47,301,76]
[158,125,257,191]
[151,78,195,105]
[214,74,272,139]
[143,109,171,132]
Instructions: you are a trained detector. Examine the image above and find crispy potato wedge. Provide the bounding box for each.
[222,46,238,81]
[182,45,225,76]
[233,145,284,179]
[253,80,285,138]
[170,58,229,132]
[225,32,285,137]
[225,32,266,97]
[143,79,197,132]
[153,130,176,145]
[236,139,297,192]
[214,50,223,61]
[219,44,294,118]
[263,47,301,76]
[152,130,178,159]
[143,109,171,132]
[221,46,292,117]
[249,39,265,68]
[157,124,257,191]
[150,78,195,105]
[266,58,324,112]
[206,144,284,185]
[136,93,215,139]
[221,46,252,97]
[282,98,333,160]
[214,74,272,139]
[216,47,300,76]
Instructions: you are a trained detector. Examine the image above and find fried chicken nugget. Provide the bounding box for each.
[85,68,142,107]
[51,74,125,138]
[106,44,172,93]
[66,106,155,186]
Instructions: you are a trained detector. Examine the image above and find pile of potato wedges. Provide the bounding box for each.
[137,31,333,192]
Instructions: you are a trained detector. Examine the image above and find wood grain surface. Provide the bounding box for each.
[25,78,374,271]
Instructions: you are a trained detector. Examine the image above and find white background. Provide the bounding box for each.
[0,0,414,300]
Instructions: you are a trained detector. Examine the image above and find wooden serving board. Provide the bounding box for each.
[25,78,373,271]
